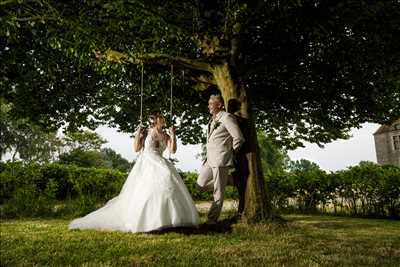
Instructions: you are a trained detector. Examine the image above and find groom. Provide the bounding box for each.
[197,94,245,225]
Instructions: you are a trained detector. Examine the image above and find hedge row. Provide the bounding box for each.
[0,162,238,218]
[267,163,400,218]
[1,162,398,218]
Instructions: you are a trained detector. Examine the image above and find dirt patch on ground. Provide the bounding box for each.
[196,199,238,212]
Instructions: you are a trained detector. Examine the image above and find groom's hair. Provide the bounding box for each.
[210,94,224,107]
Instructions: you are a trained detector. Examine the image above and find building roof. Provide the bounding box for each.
[373,118,400,135]
[374,125,391,135]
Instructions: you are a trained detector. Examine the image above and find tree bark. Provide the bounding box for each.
[212,63,270,222]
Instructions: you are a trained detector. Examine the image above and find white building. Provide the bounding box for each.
[373,118,400,166]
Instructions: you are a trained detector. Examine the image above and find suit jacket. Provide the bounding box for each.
[206,111,245,167]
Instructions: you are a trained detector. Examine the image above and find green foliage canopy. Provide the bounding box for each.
[2,0,399,148]
[257,131,290,175]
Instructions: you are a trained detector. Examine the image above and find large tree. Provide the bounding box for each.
[2,0,399,221]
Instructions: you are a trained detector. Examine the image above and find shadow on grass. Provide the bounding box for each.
[151,213,291,235]
[150,215,240,235]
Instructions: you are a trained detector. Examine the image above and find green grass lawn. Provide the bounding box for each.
[1,211,399,266]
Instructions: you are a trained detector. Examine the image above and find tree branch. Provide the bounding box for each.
[100,49,213,73]
[0,0,17,5]
[140,53,213,73]
[189,73,216,85]
[182,69,216,86]
[10,15,57,22]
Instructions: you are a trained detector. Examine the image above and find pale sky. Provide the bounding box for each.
[96,122,380,173]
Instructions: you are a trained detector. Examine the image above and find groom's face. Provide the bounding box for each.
[208,98,222,115]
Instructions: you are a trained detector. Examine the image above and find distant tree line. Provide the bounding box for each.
[1,103,132,173]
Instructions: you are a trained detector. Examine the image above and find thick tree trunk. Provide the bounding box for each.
[213,63,270,222]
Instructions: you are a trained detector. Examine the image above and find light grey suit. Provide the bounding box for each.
[197,111,245,223]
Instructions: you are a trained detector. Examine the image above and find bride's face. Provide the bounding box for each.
[155,115,165,127]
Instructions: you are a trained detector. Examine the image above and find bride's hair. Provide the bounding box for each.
[148,111,163,127]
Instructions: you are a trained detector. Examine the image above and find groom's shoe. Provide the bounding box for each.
[206,219,217,226]
[205,220,217,230]
[202,220,217,231]
[226,175,235,186]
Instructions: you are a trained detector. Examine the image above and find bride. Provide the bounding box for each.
[69,111,199,232]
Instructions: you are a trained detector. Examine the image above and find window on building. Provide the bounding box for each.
[394,123,400,130]
[393,135,400,150]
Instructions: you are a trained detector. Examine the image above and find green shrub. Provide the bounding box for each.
[265,172,295,209]
[266,161,399,218]
[0,162,126,218]
[333,162,400,217]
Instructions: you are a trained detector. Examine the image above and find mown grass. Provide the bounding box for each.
[1,211,399,266]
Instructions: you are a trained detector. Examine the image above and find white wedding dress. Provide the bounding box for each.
[69,129,199,232]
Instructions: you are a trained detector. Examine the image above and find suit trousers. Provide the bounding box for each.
[197,162,230,223]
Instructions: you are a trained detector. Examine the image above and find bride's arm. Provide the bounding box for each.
[133,127,146,152]
[167,126,177,154]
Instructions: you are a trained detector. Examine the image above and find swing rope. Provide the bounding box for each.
[137,63,178,163]
[168,64,179,164]
[170,64,174,124]
[140,63,144,126]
